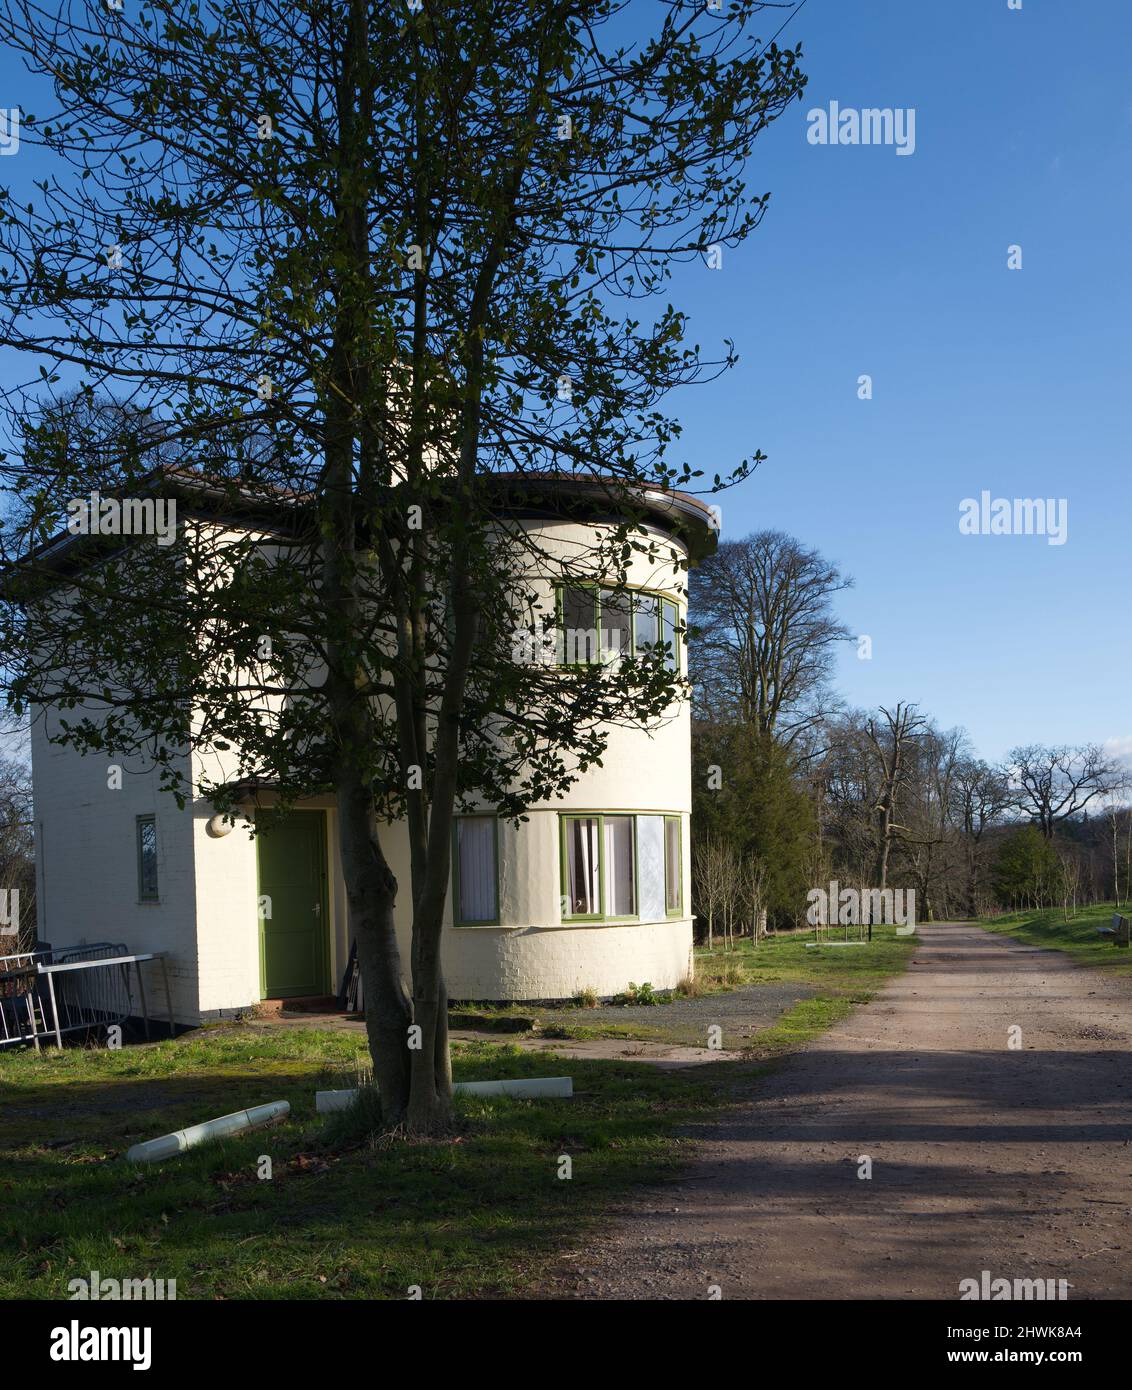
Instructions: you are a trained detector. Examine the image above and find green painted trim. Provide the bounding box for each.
[559,811,603,922]
[660,598,680,673]
[664,814,683,916]
[452,814,501,926]
[135,814,158,902]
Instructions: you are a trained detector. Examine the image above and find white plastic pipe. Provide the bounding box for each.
[316,1076,573,1114]
[805,941,869,949]
[455,1076,573,1099]
[125,1100,290,1163]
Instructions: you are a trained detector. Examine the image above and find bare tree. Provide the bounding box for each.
[742,853,767,943]
[865,702,928,892]
[1008,744,1124,839]
[1057,847,1082,921]
[693,834,728,952]
[689,531,852,746]
[951,758,1014,917]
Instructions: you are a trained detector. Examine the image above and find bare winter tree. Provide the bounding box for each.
[688,530,852,746]
[692,832,727,951]
[865,702,927,893]
[1008,744,1124,840]
[901,724,966,922]
[951,757,1014,917]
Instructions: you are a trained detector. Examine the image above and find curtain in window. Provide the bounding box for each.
[636,816,665,919]
[458,819,497,922]
[604,815,635,916]
[566,817,600,915]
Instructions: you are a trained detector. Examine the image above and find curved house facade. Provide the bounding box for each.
[30,479,714,1020]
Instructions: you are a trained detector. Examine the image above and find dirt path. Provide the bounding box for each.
[545,921,1132,1300]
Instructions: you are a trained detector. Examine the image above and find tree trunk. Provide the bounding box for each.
[335,771,412,1123]
[406,905,453,1133]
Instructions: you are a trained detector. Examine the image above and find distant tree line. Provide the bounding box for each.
[689,531,1127,938]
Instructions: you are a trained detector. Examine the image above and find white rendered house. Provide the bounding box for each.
[30,475,715,1024]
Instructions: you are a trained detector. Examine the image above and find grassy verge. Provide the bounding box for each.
[517,924,918,1048]
[979,903,1132,976]
[694,924,917,994]
[0,1026,727,1300]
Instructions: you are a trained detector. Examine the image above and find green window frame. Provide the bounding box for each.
[664,815,683,916]
[136,815,159,902]
[554,584,682,670]
[452,815,500,926]
[659,598,680,673]
[559,813,639,923]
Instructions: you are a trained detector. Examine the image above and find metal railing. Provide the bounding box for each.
[0,943,173,1049]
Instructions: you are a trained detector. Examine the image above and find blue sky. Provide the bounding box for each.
[1,0,1128,767]
[664,0,1132,763]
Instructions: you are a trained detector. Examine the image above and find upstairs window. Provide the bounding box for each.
[556,585,681,670]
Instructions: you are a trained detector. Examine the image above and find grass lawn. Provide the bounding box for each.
[979,903,1132,976]
[0,1026,727,1300]
[694,923,917,994]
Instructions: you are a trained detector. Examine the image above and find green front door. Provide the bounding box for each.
[257,810,329,998]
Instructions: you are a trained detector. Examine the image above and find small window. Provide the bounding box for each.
[604,815,636,917]
[664,816,682,915]
[562,815,601,918]
[599,588,632,663]
[660,599,679,673]
[137,816,159,901]
[636,815,666,920]
[454,817,498,925]
[633,593,660,655]
[560,586,599,664]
